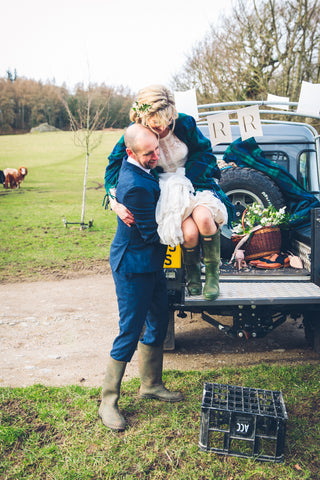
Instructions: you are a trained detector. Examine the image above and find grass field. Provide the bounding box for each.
[0,129,122,282]
[1,364,319,479]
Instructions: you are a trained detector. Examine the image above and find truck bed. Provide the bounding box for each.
[219,261,310,279]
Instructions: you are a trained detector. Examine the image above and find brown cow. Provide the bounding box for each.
[4,167,28,189]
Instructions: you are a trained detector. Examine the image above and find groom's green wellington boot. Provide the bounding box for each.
[200,230,221,300]
[138,343,183,402]
[98,356,127,431]
[181,244,202,296]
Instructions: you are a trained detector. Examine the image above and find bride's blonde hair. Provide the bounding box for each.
[129,85,178,131]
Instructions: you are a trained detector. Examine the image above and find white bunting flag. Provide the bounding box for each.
[174,88,199,120]
[267,93,290,110]
[207,112,232,146]
[237,105,263,141]
[297,81,320,117]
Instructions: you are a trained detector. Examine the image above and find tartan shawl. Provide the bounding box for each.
[223,137,320,228]
[104,113,235,225]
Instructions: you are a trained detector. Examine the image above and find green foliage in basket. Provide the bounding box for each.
[233,202,290,235]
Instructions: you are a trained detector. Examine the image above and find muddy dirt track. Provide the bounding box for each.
[1,273,319,387]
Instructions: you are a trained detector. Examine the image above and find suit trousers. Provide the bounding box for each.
[110,269,169,362]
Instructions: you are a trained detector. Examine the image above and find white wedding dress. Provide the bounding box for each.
[156,130,227,247]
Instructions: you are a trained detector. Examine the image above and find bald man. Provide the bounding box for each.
[99,124,183,431]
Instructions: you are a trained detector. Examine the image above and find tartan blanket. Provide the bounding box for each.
[223,137,320,228]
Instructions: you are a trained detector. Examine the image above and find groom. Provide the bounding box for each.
[99,123,183,431]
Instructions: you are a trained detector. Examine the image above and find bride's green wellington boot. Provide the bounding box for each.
[181,244,202,296]
[200,230,221,300]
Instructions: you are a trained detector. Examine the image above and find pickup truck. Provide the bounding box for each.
[163,101,320,353]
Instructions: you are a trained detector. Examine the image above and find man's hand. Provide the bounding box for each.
[111,198,135,227]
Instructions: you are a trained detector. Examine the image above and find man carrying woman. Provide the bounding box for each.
[100,124,183,431]
[105,85,233,300]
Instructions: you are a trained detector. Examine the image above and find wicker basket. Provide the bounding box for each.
[231,210,282,261]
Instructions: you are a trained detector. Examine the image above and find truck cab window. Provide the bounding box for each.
[264,151,289,171]
[298,150,319,197]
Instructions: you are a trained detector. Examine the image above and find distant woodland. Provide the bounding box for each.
[0,72,134,134]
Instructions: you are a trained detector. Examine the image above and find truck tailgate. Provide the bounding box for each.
[183,281,320,306]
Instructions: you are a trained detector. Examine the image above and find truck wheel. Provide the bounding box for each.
[303,314,320,353]
[219,167,285,222]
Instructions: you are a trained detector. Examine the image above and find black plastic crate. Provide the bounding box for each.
[199,383,288,462]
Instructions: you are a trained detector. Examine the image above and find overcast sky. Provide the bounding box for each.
[1,0,232,93]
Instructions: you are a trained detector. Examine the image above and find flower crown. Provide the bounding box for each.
[132,101,152,117]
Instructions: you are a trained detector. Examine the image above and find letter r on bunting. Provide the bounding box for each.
[237,105,263,141]
[207,112,232,146]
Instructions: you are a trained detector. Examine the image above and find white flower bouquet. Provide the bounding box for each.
[233,202,290,235]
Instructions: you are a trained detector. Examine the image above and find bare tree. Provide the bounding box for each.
[64,85,111,229]
[172,0,320,103]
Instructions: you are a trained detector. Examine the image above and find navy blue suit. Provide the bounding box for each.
[109,160,169,362]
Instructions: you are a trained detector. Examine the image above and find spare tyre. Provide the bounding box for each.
[219,167,286,258]
[219,167,285,221]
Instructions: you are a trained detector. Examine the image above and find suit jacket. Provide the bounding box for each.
[109,160,167,273]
